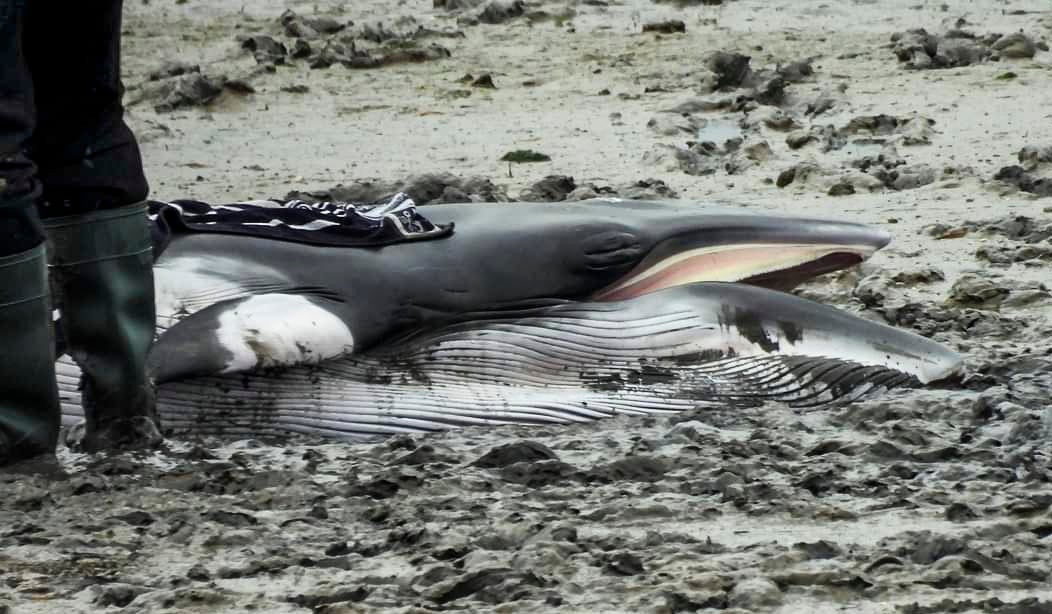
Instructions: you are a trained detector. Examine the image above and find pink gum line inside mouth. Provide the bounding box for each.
[592,246,853,302]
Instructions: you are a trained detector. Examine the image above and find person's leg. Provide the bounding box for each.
[24,0,161,452]
[0,0,62,465]
[23,0,148,212]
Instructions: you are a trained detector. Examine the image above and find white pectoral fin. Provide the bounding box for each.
[148,294,355,384]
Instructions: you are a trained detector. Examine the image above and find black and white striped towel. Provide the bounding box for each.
[148,193,454,257]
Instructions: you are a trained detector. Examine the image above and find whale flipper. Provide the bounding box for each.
[147,293,355,384]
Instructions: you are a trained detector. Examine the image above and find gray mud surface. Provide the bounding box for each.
[3,0,1052,612]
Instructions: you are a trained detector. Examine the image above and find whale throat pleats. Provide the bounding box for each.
[58,283,961,440]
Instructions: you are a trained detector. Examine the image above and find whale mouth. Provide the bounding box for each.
[592,243,877,302]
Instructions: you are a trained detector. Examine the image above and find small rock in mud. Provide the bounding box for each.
[841,114,900,136]
[776,166,799,188]
[279,9,346,38]
[500,459,578,487]
[707,51,753,89]
[777,58,814,82]
[975,215,1052,242]
[392,444,461,466]
[288,587,370,609]
[377,18,464,44]
[473,440,559,468]
[617,178,679,200]
[935,37,990,67]
[202,509,258,527]
[471,73,496,88]
[1018,145,1052,171]
[343,43,453,69]
[743,140,773,162]
[900,598,1052,614]
[828,182,855,196]
[882,163,937,190]
[643,138,750,176]
[643,20,686,34]
[948,274,1010,308]
[435,0,485,9]
[405,173,507,203]
[92,583,150,608]
[605,551,645,575]
[647,112,706,136]
[992,32,1038,59]
[186,563,211,581]
[891,268,945,284]
[890,28,1041,69]
[288,173,508,205]
[586,456,667,482]
[775,161,883,194]
[429,568,544,605]
[729,576,783,609]
[518,175,577,201]
[840,114,936,145]
[945,502,981,522]
[994,165,1052,197]
[132,588,231,609]
[750,107,799,131]
[147,60,200,81]
[147,74,230,112]
[241,35,288,65]
[653,0,725,5]
[286,39,312,60]
[476,1,525,25]
[908,533,967,564]
[976,242,1052,265]
[786,125,843,151]
[794,540,843,559]
[662,97,735,115]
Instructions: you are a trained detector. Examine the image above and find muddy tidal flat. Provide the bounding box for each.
[3,0,1052,612]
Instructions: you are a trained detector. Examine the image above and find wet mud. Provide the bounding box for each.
[3,0,1052,612]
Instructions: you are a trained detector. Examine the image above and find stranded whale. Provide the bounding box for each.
[56,198,961,439]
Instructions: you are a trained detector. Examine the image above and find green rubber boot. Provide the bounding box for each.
[44,202,162,452]
[0,245,61,465]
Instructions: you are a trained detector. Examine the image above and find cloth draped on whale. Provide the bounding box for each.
[57,198,963,440]
[147,192,453,257]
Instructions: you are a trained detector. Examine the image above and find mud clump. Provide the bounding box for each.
[518,175,577,201]
[135,73,254,112]
[279,9,347,38]
[694,51,812,107]
[993,166,1052,197]
[472,440,559,468]
[643,20,686,34]
[146,60,200,81]
[707,51,753,89]
[653,0,727,6]
[241,35,288,65]
[286,173,509,205]
[236,10,455,71]
[891,28,1043,69]
[1018,145,1052,171]
[644,136,771,177]
[474,1,526,25]
[290,174,679,205]
[568,178,680,201]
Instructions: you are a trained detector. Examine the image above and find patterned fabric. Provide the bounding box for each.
[147,193,454,257]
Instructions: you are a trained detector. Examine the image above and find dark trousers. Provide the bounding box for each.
[0,0,148,257]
